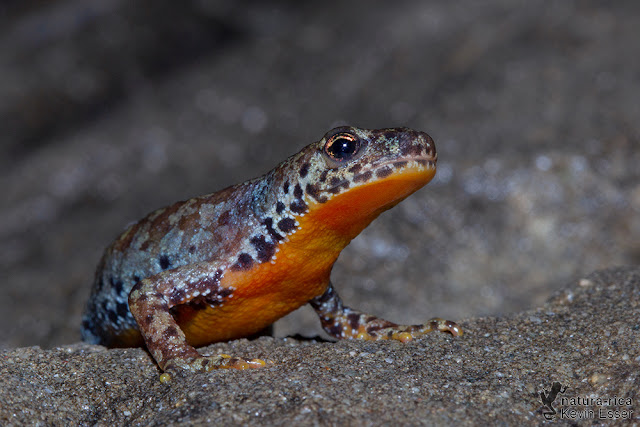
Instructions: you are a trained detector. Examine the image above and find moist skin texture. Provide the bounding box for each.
[82,126,461,376]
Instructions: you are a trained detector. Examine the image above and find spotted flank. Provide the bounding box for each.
[81,126,460,375]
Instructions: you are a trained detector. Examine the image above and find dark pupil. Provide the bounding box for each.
[328,137,358,160]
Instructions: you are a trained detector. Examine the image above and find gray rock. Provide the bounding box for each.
[1,267,638,424]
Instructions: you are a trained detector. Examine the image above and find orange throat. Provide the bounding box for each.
[175,166,435,347]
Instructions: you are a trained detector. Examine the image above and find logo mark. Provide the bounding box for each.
[539,382,568,420]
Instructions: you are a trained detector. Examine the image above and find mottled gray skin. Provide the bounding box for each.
[82,126,459,373]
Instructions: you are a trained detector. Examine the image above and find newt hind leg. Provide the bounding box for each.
[309,282,462,342]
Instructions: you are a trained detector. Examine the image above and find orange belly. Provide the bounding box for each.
[177,252,334,346]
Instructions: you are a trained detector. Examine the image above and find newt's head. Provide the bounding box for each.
[263,126,437,243]
[305,126,437,203]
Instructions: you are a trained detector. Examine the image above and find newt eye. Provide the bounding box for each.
[324,133,361,163]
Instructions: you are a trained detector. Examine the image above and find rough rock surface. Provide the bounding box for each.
[1,267,638,425]
[1,1,638,424]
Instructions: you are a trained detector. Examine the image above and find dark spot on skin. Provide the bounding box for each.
[283,180,290,194]
[218,210,231,226]
[327,181,350,194]
[164,326,179,338]
[150,299,166,311]
[114,281,124,295]
[353,170,373,183]
[189,245,196,254]
[319,170,328,182]
[299,162,310,178]
[116,302,129,318]
[231,253,254,271]
[276,201,286,214]
[250,235,276,262]
[310,286,335,306]
[217,287,233,299]
[347,313,362,331]
[110,277,124,295]
[382,130,398,141]
[305,183,318,198]
[188,271,224,292]
[376,166,393,179]
[290,199,308,214]
[141,314,154,328]
[173,279,233,314]
[305,183,327,203]
[366,323,386,334]
[329,176,341,187]
[264,218,284,241]
[293,184,303,199]
[159,255,171,270]
[278,218,296,233]
[348,164,362,173]
[400,143,423,157]
[394,161,407,169]
[210,269,224,283]
[108,308,118,324]
[325,322,343,337]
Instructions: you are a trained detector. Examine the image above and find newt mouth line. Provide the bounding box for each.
[370,155,437,172]
[318,156,436,194]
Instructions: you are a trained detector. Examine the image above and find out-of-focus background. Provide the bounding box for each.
[1,0,638,350]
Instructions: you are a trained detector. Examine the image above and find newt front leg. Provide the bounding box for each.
[310,283,462,342]
[128,264,265,374]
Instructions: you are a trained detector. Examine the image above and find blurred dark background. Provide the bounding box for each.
[1,1,638,349]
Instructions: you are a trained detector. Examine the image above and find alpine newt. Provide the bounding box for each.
[81,126,461,375]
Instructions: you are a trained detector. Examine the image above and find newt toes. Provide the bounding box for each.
[81,126,461,373]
